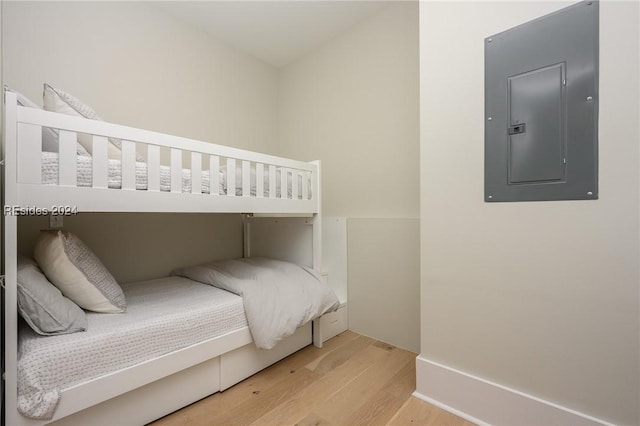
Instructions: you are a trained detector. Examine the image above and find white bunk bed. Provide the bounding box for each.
[2,91,330,425]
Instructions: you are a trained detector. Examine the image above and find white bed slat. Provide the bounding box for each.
[256,163,264,198]
[59,130,77,187]
[302,171,309,200]
[227,159,236,197]
[280,168,288,199]
[16,123,41,185]
[92,136,109,189]
[171,148,182,193]
[191,152,202,194]
[148,145,160,192]
[291,171,299,200]
[210,155,220,195]
[242,161,250,197]
[269,165,277,199]
[121,140,136,190]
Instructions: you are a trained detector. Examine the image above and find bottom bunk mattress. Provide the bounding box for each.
[17,276,248,420]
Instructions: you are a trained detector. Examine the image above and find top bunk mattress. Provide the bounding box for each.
[17,276,247,420]
[40,151,310,198]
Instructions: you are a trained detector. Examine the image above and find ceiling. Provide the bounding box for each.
[154,1,389,68]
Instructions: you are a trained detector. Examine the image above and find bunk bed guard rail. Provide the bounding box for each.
[4,91,320,214]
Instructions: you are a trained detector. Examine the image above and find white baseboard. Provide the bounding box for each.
[414,355,615,426]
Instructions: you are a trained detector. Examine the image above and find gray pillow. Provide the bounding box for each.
[17,257,88,335]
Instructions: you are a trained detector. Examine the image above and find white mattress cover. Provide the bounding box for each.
[17,276,247,420]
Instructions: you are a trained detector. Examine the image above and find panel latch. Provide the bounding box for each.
[508,123,526,135]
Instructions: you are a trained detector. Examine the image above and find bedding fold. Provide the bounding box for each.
[172,257,340,350]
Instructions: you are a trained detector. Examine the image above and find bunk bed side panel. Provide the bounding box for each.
[3,91,20,426]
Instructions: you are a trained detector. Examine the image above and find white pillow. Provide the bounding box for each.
[43,83,144,162]
[4,85,90,156]
[34,230,126,313]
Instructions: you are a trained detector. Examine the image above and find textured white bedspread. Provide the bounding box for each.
[173,257,340,350]
[17,276,247,420]
[41,152,219,193]
[40,152,310,198]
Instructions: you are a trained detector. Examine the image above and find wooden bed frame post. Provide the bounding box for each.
[311,160,323,348]
[242,213,252,258]
[3,91,20,426]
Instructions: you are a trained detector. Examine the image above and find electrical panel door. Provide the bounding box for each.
[485,0,598,202]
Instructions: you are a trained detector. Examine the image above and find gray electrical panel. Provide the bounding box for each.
[485,1,598,202]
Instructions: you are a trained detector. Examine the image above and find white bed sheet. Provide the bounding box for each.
[17,276,247,420]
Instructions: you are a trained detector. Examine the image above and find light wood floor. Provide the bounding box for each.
[150,331,473,426]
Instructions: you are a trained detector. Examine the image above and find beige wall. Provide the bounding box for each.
[17,214,243,284]
[279,3,420,352]
[348,218,419,352]
[3,1,278,154]
[3,1,279,280]
[419,1,639,424]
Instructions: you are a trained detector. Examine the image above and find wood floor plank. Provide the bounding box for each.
[306,335,376,375]
[384,358,417,400]
[433,408,468,426]
[250,344,389,425]
[228,331,359,398]
[155,332,360,426]
[343,388,405,426]
[372,340,396,352]
[314,347,415,424]
[294,412,335,426]
[152,333,476,426]
[206,368,320,426]
[343,357,417,425]
[387,396,435,425]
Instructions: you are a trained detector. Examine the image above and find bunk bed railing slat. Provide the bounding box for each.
[148,145,161,192]
[59,130,77,187]
[16,123,41,185]
[121,140,137,190]
[170,148,181,193]
[210,155,220,196]
[227,159,236,197]
[269,165,277,199]
[242,160,250,198]
[191,152,202,194]
[302,171,310,201]
[256,163,264,198]
[92,136,109,189]
[280,168,288,199]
